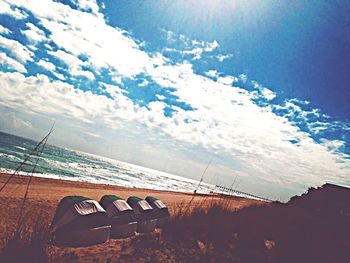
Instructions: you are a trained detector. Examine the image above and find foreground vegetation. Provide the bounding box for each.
[1,217,50,263]
[1,184,349,262]
[118,184,350,262]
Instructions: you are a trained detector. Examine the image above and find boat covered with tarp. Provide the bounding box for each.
[127,196,157,233]
[145,196,170,227]
[100,195,137,238]
[51,196,111,247]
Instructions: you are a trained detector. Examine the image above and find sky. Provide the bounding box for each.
[0,0,349,201]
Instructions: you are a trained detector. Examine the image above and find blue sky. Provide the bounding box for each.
[0,0,349,200]
[104,0,350,118]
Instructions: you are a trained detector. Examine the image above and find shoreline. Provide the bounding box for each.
[0,172,198,206]
[0,165,216,196]
[0,170,266,201]
[0,172,263,211]
[0,172,198,196]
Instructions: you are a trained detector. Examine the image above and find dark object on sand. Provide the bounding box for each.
[145,196,170,227]
[100,195,137,239]
[127,196,157,233]
[51,196,111,247]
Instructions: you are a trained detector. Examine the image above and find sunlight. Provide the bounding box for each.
[178,0,238,21]
[154,0,271,39]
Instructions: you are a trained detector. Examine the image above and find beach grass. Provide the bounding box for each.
[0,213,50,263]
[1,173,348,263]
[126,185,349,263]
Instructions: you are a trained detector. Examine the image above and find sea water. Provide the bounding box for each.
[0,131,218,194]
[0,131,259,200]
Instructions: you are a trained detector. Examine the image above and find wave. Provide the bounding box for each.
[0,132,261,199]
[0,167,212,194]
[15,146,27,151]
[0,153,22,162]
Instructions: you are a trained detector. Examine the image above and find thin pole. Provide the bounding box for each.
[184,155,214,213]
[17,130,52,227]
[0,128,54,192]
[196,156,214,193]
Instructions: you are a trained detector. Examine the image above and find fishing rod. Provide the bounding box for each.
[230,174,238,190]
[184,155,214,213]
[17,127,53,228]
[196,156,214,193]
[0,130,54,193]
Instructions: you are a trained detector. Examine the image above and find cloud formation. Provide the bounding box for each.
[0,35,33,63]
[0,52,27,73]
[162,29,220,60]
[0,0,27,19]
[22,22,47,43]
[0,24,11,34]
[0,0,349,200]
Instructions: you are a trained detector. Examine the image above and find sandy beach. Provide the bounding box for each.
[0,172,262,211]
[0,173,263,262]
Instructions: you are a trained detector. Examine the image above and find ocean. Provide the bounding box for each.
[0,131,261,200]
[0,131,217,194]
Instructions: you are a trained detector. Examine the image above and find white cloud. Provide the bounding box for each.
[37,59,56,71]
[138,79,150,87]
[217,75,237,86]
[73,0,101,16]
[0,0,28,19]
[239,74,248,83]
[100,82,126,98]
[48,49,94,79]
[72,69,95,80]
[250,81,276,101]
[2,0,349,199]
[0,35,33,63]
[48,49,84,69]
[1,66,349,200]
[0,72,138,125]
[260,87,276,100]
[272,99,328,126]
[161,29,176,43]
[216,53,233,62]
[146,62,350,191]
[165,39,219,60]
[307,121,330,134]
[321,139,345,154]
[205,70,219,78]
[0,24,11,34]
[22,22,47,43]
[162,30,219,60]
[52,71,65,80]
[156,94,166,101]
[0,52,27,73]
[7,0,161,80]
[289,98,310,106]
[43,43,53,50]
[182,40,218,60]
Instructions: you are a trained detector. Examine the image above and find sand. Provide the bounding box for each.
[0,173,263,262]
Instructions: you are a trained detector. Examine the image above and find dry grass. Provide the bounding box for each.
[0,214,51,263]
[1,185,348,263]
[126,185,350,263]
